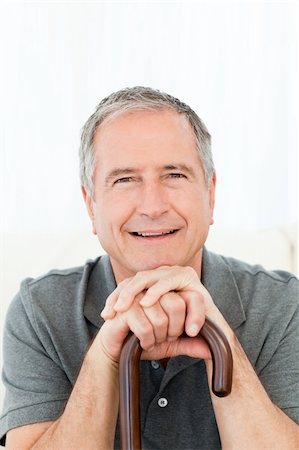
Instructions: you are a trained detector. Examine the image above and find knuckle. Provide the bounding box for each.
[160,293,173,309]
[185,290,204,305]
[137,321,153,339]
[185,265,196,277]
[155,314,168,329]
[176,301,187,316]
[139,331,155,349]
[119,278,131,288]
[135,270,147,280]
[172,301,185,316]
[161,292,185,313]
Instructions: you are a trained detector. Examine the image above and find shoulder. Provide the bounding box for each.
[19,258,99,309]
[5,257,104,329]
[204,248,298,320]
[5,254,117,336]
[218,253,298,327]
[222,254,298,298]
[205,248,298,296]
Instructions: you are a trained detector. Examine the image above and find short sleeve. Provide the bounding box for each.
[0,285,72,443]
[258,280,299,424]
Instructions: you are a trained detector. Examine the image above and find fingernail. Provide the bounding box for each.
[188,324,200,337]
[101,308,113,319]
[139,296,152,307]
[114,302,122,312]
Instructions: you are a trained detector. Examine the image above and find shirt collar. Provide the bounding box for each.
[84,254,117,328]
[201,247,246,330]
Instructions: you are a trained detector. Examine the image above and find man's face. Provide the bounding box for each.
[83,109,216,282]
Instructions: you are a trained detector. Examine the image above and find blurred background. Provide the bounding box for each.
[0,0,298,409]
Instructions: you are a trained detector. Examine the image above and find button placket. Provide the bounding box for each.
[151,360,160,369]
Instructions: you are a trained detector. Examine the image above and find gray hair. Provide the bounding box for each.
[79,86,214,197]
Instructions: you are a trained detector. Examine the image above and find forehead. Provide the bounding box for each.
[93,108,199,169]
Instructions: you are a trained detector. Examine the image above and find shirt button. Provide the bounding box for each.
[158,397,168,408]
[151,361,160,369]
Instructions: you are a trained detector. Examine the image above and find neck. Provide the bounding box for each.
[110,251,203,285]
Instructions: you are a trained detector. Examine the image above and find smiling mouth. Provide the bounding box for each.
[129,229,178,238]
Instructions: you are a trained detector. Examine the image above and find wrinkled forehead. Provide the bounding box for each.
[93,108,196,149]
[92,108,202,178]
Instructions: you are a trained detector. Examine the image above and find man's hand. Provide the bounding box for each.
[102,265,215,322]
[99,291,212,363]
[99,266,231,363]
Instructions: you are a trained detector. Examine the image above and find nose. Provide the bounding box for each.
[136,180,169,218]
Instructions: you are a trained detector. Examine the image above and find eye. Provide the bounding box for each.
[168,173,187,179]
[114,177,133,184]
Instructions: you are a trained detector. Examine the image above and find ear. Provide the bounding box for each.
[208,172,216,225]
[81,186,97,235]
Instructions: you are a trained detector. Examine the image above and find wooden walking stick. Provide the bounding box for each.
[119,317,233,450]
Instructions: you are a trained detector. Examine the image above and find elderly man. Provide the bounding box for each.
[1,87,298,449]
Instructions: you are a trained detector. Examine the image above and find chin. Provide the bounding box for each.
[132,257,181,271]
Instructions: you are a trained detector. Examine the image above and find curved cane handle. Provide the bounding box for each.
[119,317,233,450]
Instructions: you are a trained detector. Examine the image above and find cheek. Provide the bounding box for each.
[179,192,211,228]
[173,189,208,214]
[94,193,135,231]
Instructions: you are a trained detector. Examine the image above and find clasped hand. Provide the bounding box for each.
[99,266,223,363]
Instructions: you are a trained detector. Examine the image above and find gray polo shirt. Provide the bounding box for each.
[1,248,298,449]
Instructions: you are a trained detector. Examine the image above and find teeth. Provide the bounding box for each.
[135,230,175,237]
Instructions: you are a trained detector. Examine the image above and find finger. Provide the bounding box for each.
[99,302,156,361]
[139,266,197,307]
[142,302,169,344]
[113,271,158,312]
[101,278,132,319]
[123,303,156,351]
[113,267,182,312]
[159,292,186,340]
[180,291,206,337]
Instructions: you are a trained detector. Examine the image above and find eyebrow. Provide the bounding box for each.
[163,164,196,178]
[105,168,136,184]
[104,163,196,184]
